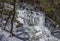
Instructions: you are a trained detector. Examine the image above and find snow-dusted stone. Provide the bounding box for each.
[4,3,14,11]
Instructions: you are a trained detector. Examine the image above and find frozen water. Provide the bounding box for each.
[0,3,60,41]
[16,3,60,41]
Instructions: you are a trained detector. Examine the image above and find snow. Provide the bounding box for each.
[0,27,25,41]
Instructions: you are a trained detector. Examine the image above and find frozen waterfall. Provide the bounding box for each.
[16,3,59,41]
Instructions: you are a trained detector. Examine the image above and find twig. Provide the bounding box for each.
[10,0,16,36]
